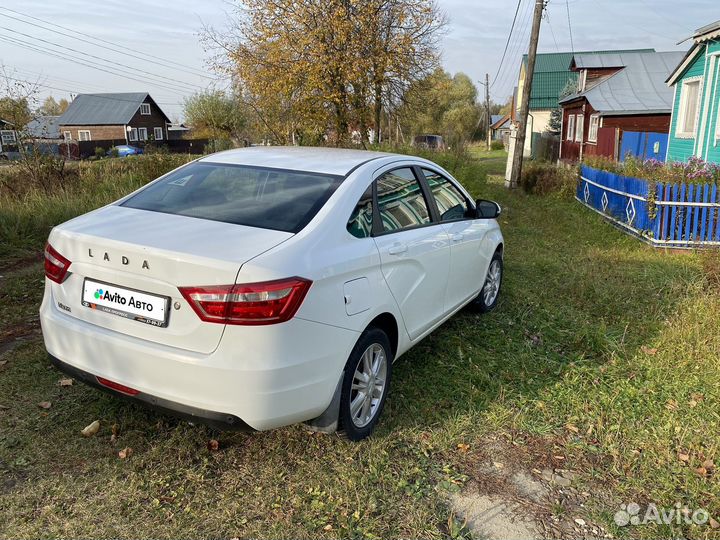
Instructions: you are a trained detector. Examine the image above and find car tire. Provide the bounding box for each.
[471,250,503,313]
[338,327,393,441]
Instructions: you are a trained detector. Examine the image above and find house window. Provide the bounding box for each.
[676,76,703,138]
[575,114,584,143]
[566,114,576,141]
[138,127,148,141]
[78,130,91,141]
[140,103,151,115]
[1,130,16,144]
[128,128,138,142]
[63,131,71,141]
[153,127,163,140]
[588,114,600,143]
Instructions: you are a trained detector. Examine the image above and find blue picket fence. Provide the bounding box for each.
[577,165,720,248]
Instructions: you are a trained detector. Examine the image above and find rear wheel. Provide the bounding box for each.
[338,328,392,441]
[471,250,503,313]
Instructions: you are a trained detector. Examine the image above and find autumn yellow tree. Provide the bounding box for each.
[203,0,445,145]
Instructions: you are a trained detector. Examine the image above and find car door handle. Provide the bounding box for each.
[451,233,464,242]
[388,243,408,255]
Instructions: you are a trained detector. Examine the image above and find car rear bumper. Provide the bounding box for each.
[40,291,359,431]
[48,354,253,431]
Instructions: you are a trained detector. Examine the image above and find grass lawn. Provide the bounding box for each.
[1,151,718,538]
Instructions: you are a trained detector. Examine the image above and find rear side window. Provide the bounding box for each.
[376,168,431,232]
[347,185,373,238]
[422,169,471,221]
[122,162,342,233]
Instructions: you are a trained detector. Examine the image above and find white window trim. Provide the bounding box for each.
[1,129,16,143]
[575,114,584,143]
[78,130,91,142]
[153,127,163,140]
[63,131,72,141]
[715,94,720,146]
[566,114,576,141]
[128,128,138,142]
[675,76,703,139]
[138,127,148,141]
[588,113,600,143]
[579,69,588,92]
[140,103,151,115]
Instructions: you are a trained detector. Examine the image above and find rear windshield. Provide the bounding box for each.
[121,161,343,233]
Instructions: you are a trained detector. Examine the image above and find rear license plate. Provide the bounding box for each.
[82,278,169,327]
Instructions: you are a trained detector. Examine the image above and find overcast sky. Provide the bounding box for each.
[0,0,713,120]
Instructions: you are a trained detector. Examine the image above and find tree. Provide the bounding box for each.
[38,95,69,116]
[399,69,482,147]
[203,0,446,145]
[0,96,31,127]
[549,78,578,133]
[183,90,247,142]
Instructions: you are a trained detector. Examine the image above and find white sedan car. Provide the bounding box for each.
[40,147,504,440]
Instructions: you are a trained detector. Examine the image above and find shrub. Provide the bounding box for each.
[490,140,504,151]
[94,147,106,159]
[520,161,578,197]
[583,155,720,185]
[205,138,234,154]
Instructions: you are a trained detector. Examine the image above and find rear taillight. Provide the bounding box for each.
[96,376,139,396]
[179,277,312,326]
[44,243,71,283]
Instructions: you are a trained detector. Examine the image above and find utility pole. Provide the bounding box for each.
[507,0,545,188]
[485,72,491,150]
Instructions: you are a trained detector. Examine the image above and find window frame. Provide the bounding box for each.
[587,113,600,143]
[63,131,71,141]
[575,114,584,143]
[138,127,148,141]
[370,165,439,237]
[128,128,138,142]
[676,76,703,139]
[0,130,16,144]
[153,126,164,141]
[566,114,576,141]
[419,167,474,224]
[715,94,720,145]
[78,130,91,142]
[140,103,151,115]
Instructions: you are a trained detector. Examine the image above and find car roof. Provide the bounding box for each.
[199,146,396,176]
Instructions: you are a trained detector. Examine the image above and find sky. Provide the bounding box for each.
[0,0,714,120]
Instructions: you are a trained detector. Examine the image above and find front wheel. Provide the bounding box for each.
[338,328,393,441]
[471,250,503,313]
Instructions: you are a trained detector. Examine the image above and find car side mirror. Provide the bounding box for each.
[475,199,501,219]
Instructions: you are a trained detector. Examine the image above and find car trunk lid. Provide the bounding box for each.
[48,205,293,354]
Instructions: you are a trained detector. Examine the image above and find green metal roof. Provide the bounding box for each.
[522,49,655,110]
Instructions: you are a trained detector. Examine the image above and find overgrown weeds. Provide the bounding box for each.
[0,154,194,264]
[519,161,578,197]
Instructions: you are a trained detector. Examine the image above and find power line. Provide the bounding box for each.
[0,74,183,106]
[3,65,183,104]
[0,35,190,96]
[0,6,214,80]
[494,0,534,97]
[0,25,204,92]
[565,0,575,54]
[544,10,561,52]
[490,0,524,88]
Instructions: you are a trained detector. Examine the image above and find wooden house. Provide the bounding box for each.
[666,20,720,163]
[559,50,684,162]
